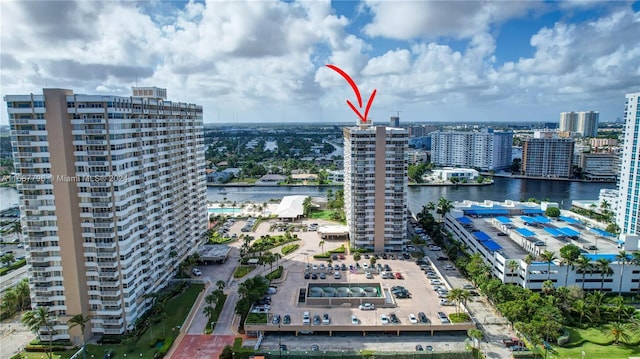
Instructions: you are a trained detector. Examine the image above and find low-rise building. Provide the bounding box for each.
[444,200,639,293]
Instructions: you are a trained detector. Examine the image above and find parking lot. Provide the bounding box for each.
[227,218,473,337]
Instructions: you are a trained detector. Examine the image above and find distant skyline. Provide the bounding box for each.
[1,0,639,125]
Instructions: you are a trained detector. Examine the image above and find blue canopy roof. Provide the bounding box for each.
[559,216,580,224]
[544,227,563,237]
[521,216,536,224]
[590,228,616,238]
[466,209,510,216]
[457,217,473,224]
[495,216,512,224]
[472,231,491,241]
[558,227,580,237]
[482,240,502,252]
[515,228,536,237]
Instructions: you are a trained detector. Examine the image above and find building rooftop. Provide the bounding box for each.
[450,200,620,259]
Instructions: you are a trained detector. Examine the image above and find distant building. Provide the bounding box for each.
[390,115,400,128]
[408,136,431,150]
[432,168,479,181]
[559,111,599,137]
[580,153,619,181]
[327,169,344,183]
[430,129,512,171]
[522,131,574,178]
[344,122,408,252]
[256,174,286,185]
[590,138,618,152]
[617,92,640,237]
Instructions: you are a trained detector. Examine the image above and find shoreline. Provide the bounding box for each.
[484,172,617,183]
[207,181,495,188]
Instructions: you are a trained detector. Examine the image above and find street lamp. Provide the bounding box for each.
[278,322,282,357]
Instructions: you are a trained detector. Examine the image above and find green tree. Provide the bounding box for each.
[216,280,226,291]
[369,256,377,267]
[615,251,629,295]
[607,322,631,345]
[1,253,15,267]
[22,306,55,359]
[586,291,606,322]
[576,255,593,291]
[544,207,561,217]
[571,299,590,324]
[302,196,313,217]
[318,240,325,254]
[436,197,453,222]
[507,260,519,278]
[633,252,640,294]
[559,244,581,287]
[68,313,91,359]
[540,250,557,281]
[353,252,361,265]
[595,258,613,291]
[467,328,484,349]
[606,223,621,235]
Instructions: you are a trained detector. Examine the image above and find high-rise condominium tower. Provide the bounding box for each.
[430,129,513,171]
[343,121,408,252]
[617,92,640,237]
[5,87,206,344]
[559,111,599,137]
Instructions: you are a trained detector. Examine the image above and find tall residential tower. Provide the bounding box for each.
[617,92,640,239]
[5,87,206,344]
[343,121,408,252]
[430,129,513,171]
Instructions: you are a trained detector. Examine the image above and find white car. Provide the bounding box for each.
[351,315,359,324]
[440,299,454,306]
[303,312,310,324]
[359,303,375,311]
[430,279,442,285]
[408,314,418,324]
[380,314,389,324]
[191,268,202,276]
[365,272,373,279]
[444,264,454,270]
[312,264,318,270]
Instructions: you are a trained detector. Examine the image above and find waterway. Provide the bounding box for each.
[0,178,616,214]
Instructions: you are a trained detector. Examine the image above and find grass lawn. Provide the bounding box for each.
[233,265,255,278]
[51,283,204,359]
[552,326,640,359]
[309,210,335,220]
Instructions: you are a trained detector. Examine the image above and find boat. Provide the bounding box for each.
[218,188,227,195]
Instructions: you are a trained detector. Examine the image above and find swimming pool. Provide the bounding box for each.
[208,208,241,214]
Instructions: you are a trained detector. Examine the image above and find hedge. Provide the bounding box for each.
[266,266,283,281]
[281,244,299,255]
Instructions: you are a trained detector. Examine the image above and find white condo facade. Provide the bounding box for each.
[5,87,206,344]
[430,129,512,171]
[617,92,640,239]
[559,111,599,137]
[343,122,408,252]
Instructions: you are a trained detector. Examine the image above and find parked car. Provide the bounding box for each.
[365,272,373,279]
[311,344,319,351]
[415,344,424,351]
[322,313,330,324]
[389,313,399,324]
[319,272,326,279]
[380,314,389,324]
[272,314,281,324]
[191,268,202,276]
[279,344,288,351]
[351,315,359,324]
[304,272,310,279]
[408,314,418,324]
[359,303,375,310]
[437,256,449,261]
[394,272,403,279]
[426,345,433,352]
[463,284,475,290]
[418,312,428,323]
[444,264,454,270]
[313,315,321,325]
[283,314,291,324]
[303,312,310,324]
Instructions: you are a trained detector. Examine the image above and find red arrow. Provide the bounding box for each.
[326,64,377,124]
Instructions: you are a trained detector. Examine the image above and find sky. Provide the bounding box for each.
[1,0,639,125]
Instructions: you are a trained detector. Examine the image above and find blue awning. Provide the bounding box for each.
[558,227,580,237]
[495,216,512,224]
[544,227,562,237]
[521,216,536,224]
[482,240,502,252]
[457,217,473,224]
[472,231,491,241]
[589,227,616,238]
[466,209,510,216]
[559,216,580,224]
[533,216,551,224]
[515,228,536,237]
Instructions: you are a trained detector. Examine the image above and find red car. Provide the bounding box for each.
[395,272,403,279]
[338,254,345,260]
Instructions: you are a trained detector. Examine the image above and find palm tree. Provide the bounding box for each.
[607,322,631,345]
[615,250,629,295]
[436,197,453,222]
[22,306,54,359]
[609,296,629,322]
[10,221,22,242]
[318,240,325,254]
[205,292,219,307]
[447,288,464,315]
[369,256,377,267]
[68,313,91,359]
[576,255,592,291]
[595,258,613,291]
[540,250,556,281]
[0,253,14,267]
[571,299,590,324]
[586,291,606,322]
[216,280,226,291]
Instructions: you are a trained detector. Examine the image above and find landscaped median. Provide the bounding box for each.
[48,283,204,359]
[550,326,640,359]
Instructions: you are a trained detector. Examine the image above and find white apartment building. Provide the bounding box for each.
[444,200,640,292]
[559,111,599,137]
[617,92,640,237]
[343,123,408,252]
[430,129,512,171]
[5,87,206,344]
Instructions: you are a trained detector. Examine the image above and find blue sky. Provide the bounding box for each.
[1,0,639,124]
